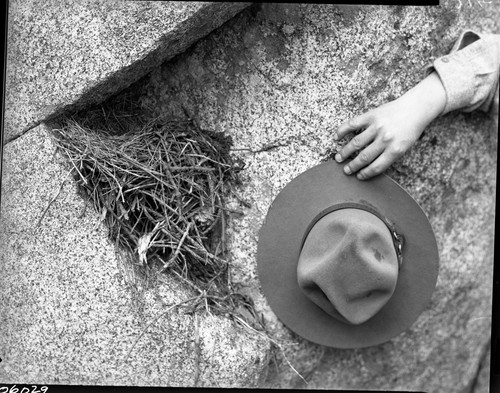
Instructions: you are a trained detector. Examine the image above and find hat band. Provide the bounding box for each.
[300,202,405,268]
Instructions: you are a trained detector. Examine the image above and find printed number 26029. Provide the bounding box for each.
[0,386,48,393]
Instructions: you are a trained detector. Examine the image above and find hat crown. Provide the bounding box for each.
[297,208,399,325]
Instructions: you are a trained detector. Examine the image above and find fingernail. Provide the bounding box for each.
[344,166,351,175]
[335,153,342,162]
[357,173,365,180]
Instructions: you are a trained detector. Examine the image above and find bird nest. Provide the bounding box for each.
[51,101,308,383]
[52,106,257,317]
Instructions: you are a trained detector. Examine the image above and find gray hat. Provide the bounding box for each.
[257,161,439,348]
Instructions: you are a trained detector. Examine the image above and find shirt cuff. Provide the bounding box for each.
[425,31,499,114]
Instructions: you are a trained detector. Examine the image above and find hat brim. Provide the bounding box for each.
[257,161,439,348]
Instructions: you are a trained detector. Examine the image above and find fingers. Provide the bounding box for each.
[355,145,407,180]
[341,142,384,176]
[335,126,377,163]
[354,153,395,180]
[334,112,371,141]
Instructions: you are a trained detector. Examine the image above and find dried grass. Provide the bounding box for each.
[51,100,258,318]
[51,96,307,383]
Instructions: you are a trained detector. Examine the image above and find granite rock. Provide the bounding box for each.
[0,125,269,386]
[472,347,492,393]
[4,0,250,143]
[136,2,498,391]
[2,1,497,390]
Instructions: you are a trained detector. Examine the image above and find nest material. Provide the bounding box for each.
[52,107,309,381]
[53,113,252,314]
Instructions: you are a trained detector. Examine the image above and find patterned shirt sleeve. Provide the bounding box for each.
[425,31,500,116]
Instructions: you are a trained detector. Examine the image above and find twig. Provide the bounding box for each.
[231,142,288,154]
[123,296,200,364]
[193,313,201,386]
[233,315,308,386]
[164,222,192,268]
[34,168,74,230]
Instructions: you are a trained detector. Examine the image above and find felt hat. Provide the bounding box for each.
[257,161,439,348]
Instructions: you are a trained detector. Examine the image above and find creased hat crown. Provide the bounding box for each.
[297,208,399,325]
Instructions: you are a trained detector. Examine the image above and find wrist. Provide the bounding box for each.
[400,72,447,127]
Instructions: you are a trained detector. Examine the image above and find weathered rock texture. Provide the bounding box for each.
[134,2,497,392]
[473,347,492,393]
[0,125,270,386]
[4,0,250,143]
[2,1,498,391]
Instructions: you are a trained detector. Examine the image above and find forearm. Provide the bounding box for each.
[397,72,446,130]
[333,31,499,181]
[335,72,447,180]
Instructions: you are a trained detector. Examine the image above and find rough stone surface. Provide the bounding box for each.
[472,347,491,393]
[2,1,497,390]
[0,125,269,386]
[134,2,498,391]
[4,0,250,143]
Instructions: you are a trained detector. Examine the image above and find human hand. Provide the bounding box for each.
[333,72,447,180]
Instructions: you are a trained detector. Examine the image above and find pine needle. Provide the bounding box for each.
[52,106,246,316]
